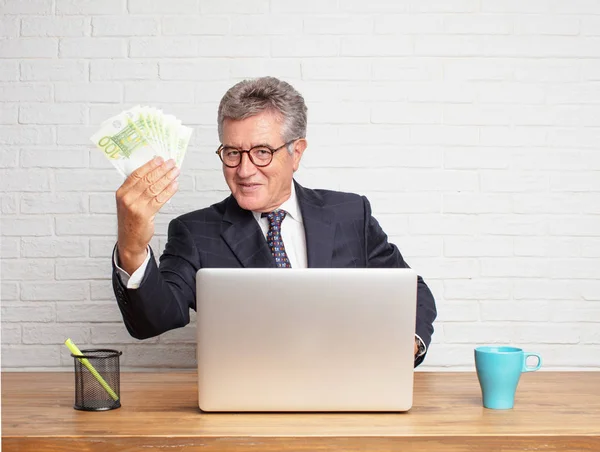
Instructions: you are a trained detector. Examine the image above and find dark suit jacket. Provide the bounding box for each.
[113,181,437,366]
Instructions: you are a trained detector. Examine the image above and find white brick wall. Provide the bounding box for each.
[1,0,599,371]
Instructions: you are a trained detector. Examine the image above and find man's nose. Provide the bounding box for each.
[237,152,256,177]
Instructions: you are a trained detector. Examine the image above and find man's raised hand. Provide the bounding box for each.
[115,157,179,275]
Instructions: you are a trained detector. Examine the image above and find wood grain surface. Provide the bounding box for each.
[2,371,599,451]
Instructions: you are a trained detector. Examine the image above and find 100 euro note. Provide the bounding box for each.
[91,106,192,178]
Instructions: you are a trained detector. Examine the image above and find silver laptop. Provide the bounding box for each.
[195,268,417,412]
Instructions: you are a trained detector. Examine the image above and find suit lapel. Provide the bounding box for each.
[295,181,335,268]
[221,196,275,268]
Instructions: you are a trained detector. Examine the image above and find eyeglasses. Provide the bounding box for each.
[216,139,300,168]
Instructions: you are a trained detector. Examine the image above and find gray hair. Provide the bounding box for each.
[217,77,307,153]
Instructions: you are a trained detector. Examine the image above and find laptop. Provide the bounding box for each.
[195,268,417,412]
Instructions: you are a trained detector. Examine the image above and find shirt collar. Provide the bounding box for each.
[251,182,303,224]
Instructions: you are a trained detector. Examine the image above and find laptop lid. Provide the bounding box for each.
[196,268,417,412]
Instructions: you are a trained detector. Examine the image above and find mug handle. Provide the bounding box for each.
[522,352,542,372]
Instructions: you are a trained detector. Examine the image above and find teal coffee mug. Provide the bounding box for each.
[474,346,542,410]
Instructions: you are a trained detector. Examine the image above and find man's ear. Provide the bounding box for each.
[292,138,307,172]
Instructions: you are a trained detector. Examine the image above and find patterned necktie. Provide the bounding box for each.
[262,210,292,268]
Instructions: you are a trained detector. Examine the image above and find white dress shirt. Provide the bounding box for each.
[251,183,307,269]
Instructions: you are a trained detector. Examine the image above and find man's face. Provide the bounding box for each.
[221,110,306,213]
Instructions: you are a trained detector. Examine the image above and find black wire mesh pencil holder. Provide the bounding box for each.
[71,349,122,411]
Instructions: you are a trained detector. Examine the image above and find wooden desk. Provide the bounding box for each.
[2,372,599,451]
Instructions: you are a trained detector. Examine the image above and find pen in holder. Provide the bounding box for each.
[65,338,122,411]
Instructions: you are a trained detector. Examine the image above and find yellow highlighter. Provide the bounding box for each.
[64,338,119,402]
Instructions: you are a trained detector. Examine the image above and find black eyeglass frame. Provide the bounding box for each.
[216,138,301,168]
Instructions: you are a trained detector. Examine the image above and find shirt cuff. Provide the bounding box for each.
[415,334,427,358]
[113,246,151,289]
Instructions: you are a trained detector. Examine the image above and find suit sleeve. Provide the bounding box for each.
[112,218,201,340]
[361,196,437,368]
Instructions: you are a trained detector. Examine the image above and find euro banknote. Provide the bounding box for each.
[91,106,193,177]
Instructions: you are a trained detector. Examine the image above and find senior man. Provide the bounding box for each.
[112,76,437,367]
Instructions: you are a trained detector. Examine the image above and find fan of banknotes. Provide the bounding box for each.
[91,106,193,178]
